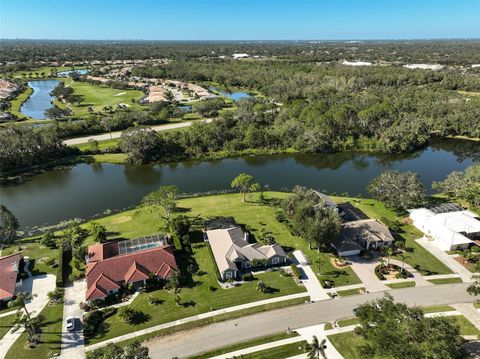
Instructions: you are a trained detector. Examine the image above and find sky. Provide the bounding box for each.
[1,0,479,40]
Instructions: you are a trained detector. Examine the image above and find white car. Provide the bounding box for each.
[66,317,75,332]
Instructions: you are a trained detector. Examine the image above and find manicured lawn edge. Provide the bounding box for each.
[188,331,300,359]
[427,277,463,285]
[336,288,365,296]
[386,281,416,289]
[239,341,307,359]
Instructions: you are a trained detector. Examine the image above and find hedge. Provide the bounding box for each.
[56,248,64,287]
[374,265,386,280]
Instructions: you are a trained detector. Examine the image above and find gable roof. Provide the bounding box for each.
[0,254,22,301]
[333,219,393,254]
[207,227,287,273]
[86,243,177,301]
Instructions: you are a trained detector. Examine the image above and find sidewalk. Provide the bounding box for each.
[416,237,472,282]
[292,250,330,301]
[453,303,480,330]
[0,274,56,359]
[85,291,310,351]
[388,259,432,287]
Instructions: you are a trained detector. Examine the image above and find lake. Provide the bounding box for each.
[57,69,89,77]
[20,80,60,119]
[1,139,478,230]
[209,86,252,101]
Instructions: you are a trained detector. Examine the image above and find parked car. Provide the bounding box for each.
[66,317,75,332]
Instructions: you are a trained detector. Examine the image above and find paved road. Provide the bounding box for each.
[63,119,212,146]
[145,283,474,359]
[60,280,86,359]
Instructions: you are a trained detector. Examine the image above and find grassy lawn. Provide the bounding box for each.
[449,315,480,336]
[427,277,463,285]
[88,192,360,287]
[333,196,452,276]
[423,305,455,314]
[336,288,365,296]
[5,302,63,359]
[11,66,74,79]
[0,314,16,340]
[337,317,360,327]
[188,331,299,359]
[87,153,127,164]
[386,281,416,289]
[66,81,146,116]
[328,331,364,359]
[7,87,32,120]
[239,341,307,359]
[1,241,58,275]
[87,243,305,344]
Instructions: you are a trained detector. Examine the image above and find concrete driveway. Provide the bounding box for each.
[0,274,56,359]
[348,256,389,292]
[292,250,330,301]
[61,280,86,359]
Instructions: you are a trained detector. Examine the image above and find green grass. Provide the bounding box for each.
[333,196,452,276]
[89,192,361,287]
[88,153,127,164]
[73,138,120,151]
[422,305,455,314]
[386,281,416,289]
[86,211,307,345]
[66,81,146,116]
[87,296,307,352]
[1,241,58,275]
[427,277,463,285]
[5,302,63,359]
[188,331,300,359]
[239,341,307,359]
[11,66,74,79]
[336,288,365,296]
[328,332,364,359]
[0,314,16,340]
[7,87,33,120]
[337,317,360,327]
[324,322,334,330]
[449,315,480,336]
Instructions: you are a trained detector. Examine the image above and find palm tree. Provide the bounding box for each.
[399,253,410,273]
[386,247,393,267]
[306,335,327,359]
[12,292,34,320]
[12,312,40,344]
[256,281,267,293]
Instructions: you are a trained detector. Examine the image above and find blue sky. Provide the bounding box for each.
[1,0,479,40]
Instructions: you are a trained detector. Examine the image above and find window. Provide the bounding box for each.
[225,271,233,279]
[245,261,251,268]
[272,257,280,265]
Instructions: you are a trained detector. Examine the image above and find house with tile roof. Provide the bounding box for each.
[85,237,178,301]
[332,219,394,257]
[0,253,22,302]
[206,226,288,281]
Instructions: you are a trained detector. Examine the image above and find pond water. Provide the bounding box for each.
[209,86,252,101]
[1,139,478,230]
[20,80,60,120]
[56,69,89,77]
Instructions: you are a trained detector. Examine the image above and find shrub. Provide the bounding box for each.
[290,264,301,279]
[119,307,137,323]
[40,232,57,248]
[275,212,286,223]
[243,273,254,281]
[47,288,64,304]
[278,268,290,277]
[83,307,117,336]
[374,265,386,280]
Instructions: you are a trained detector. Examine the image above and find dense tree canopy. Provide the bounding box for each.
[433,164,480,207]
[367,170,425,210]
[355,294,464,359]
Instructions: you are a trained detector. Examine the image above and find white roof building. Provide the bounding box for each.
[409,204,480,251]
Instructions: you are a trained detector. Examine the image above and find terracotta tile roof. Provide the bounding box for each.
[0,254,22,301]
[87,241,119,262]
[85,243,177,301]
